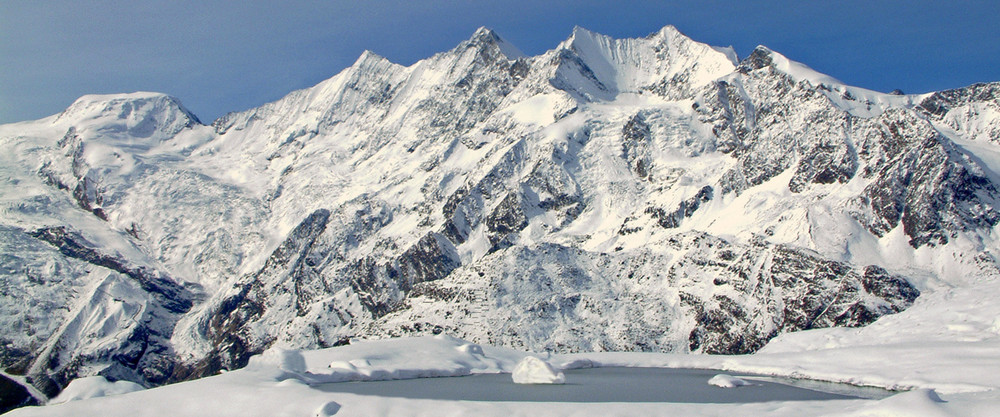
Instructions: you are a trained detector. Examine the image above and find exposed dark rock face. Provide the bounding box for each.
[647,186,714,229]
[853,129,1000,247]
[693,80,753,158]
[917,82,1000,118]
[916,82,1000,146]
[71,176,108,221]
[788,139,857,193]
[0,374,38,415]
[484,192,528,251]
[191,209,332,375]
[441,141,530,245]
[399,29,531,152]
[394,233,461,288]
[860,265,921,306]
[736,46,775,74]
[698,50,999,249]
[190,207,464,377]
[17,226,191,397]
[666,234,920,354]
[622,114,654,179]
[30,227,192,313]
[712,49,858,195]
[49,127,111,221]
[373,232,918,355]
[525,158,583,221]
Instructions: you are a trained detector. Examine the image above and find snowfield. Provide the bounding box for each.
[8,331,1000,416]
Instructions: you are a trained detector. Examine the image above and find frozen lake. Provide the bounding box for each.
[318,367,892,403]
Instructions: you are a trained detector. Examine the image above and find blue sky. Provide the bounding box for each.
[2,1,998,124]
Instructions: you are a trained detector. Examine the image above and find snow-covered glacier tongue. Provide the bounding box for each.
[2,24,999,410]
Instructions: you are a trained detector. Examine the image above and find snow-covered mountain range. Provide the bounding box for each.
[2,25,999,409]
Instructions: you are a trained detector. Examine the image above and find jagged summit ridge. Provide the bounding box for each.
[546,25,737,101]
[738,45,843,87]
[206,24,743,135]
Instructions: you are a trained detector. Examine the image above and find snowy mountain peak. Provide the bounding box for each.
[471,26,495,38]
[653,24,683,39]
[550,25,737,100]
[352,50,393,69]
[738,45,775,71]
[739,45,843,87]
[651,25,739,65]
[565,25,604,45]
[460,26,526,60]
[55,92,201,140]
[560,26,618,60]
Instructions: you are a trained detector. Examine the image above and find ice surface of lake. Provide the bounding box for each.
[318,367,891,403]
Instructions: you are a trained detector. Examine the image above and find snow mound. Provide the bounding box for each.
[842,389,951,417]
[276,335,515,383]
[707,374,753,388]
[248,346,307,373]
[512,356,565,384]
[456,343,485,356]
[313,401,341,417]
[48,376,144,405]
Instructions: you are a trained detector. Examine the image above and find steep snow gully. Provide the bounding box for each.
[2,25,1000,414]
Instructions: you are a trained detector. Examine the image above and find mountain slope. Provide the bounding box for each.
[1,25,998,405]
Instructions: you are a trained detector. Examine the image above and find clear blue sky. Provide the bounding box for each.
[2,1,998,124]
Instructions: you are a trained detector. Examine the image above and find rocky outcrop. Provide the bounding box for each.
[673,234,919,353]
[485,192,529,251]
[372,232,918,354]
[917,82,1000,141]
[7,225,194,398]
[190,209,333,375]
[851,116,1000,247]
[29,226,192,313]
[647,186,713,229]
[0,374,39,415]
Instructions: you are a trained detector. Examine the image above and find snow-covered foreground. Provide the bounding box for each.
[10,313,1000,417]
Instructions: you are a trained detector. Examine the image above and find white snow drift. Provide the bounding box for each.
[707,374,753,388]
[511,356,566,384]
